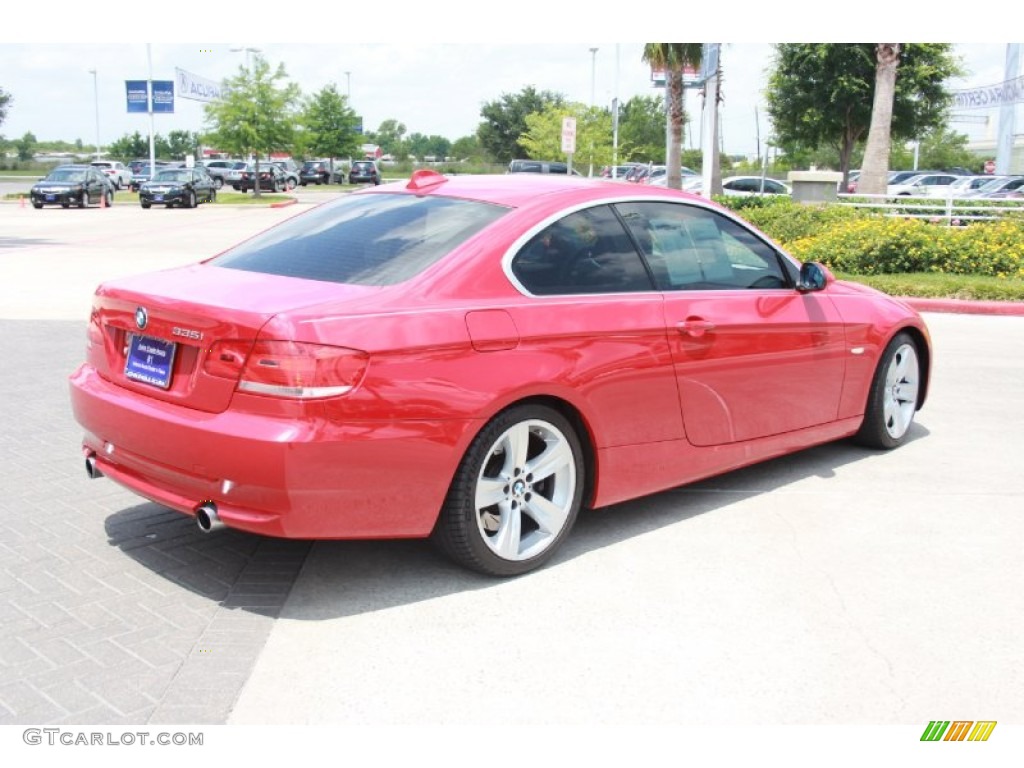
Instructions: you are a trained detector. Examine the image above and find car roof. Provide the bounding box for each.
[360,172,709,210]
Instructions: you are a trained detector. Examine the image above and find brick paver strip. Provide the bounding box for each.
[0,320,310,724]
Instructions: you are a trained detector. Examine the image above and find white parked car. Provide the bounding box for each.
[90,161,132,190]
[885,173,960,197]
[658,175,791,197]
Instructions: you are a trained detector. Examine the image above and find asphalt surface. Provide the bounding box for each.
[0,198,1022,732]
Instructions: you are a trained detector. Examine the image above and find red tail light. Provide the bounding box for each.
[86,307,104,351]
[206,340,368,399]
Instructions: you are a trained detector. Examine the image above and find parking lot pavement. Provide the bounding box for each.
[0,203,319,724]
[1,201,1022,730]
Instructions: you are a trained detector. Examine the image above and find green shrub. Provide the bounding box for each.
[719,197,868,244]
[785,217,1024,278]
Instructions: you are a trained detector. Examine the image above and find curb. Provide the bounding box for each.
[904,297,1024,317]
[269,198,298,209]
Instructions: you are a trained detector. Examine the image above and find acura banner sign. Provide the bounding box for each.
[175,68,223,103]
[125,80,175,113]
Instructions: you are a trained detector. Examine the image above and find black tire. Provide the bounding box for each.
[431,404,585,577]
[854,331,922,450]
[141,201,151,209]
[213,177,224,190]
[187,191,196,209]
[32,201,43,209]
[104,190,113,208]
[79,191,89,208]
[210,189,217,204]
[61,201,69,208]
[286,177,297,190]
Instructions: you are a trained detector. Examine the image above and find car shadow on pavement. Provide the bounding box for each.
[103,422,929,621]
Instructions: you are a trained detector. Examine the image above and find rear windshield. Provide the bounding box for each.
[211,192,509,286]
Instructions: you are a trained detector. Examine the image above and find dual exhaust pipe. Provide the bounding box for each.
[84,452,226,534]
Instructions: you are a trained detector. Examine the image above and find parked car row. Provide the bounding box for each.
[845,169,1024,198]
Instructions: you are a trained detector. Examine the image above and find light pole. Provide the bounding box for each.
[230,46,261,72]
[588,47,598,177]
[230,47,262,167]
[88,69,100,160]
[344,71,351,101]
[589,47,598,106]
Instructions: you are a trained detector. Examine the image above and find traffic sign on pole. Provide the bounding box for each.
[561,117,577,154]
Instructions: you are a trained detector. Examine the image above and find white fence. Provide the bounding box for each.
[835,193,1024,225]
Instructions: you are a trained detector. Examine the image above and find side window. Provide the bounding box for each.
[511,205,654,295]
[616,202,793,291]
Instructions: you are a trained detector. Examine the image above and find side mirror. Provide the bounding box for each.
[797,262,832,292]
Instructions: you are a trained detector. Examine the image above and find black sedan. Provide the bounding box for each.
[30,165,113,209]
[299,160,333,186]
[139,168,217,209]
[348,160,381,185]
[236,163,288,193]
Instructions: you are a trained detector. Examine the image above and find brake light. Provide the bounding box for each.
[236,341,368,399]
[86,307,104,351]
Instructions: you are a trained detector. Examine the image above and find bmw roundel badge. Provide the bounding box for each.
[135,307,148,330]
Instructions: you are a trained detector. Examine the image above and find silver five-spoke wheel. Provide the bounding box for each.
[882,342,920,441]
[856,331,923,449]
[434,405,585,576]
[475,419,577,562]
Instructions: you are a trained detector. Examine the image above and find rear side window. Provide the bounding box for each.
[511,205,654,295]
[211,193,508,286]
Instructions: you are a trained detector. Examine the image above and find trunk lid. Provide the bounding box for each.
[87,264,378,413]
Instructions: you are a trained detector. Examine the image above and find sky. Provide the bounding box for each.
[0,8,1018,159]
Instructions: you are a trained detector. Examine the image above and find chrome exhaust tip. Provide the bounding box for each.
[195,503,225,533]
[85,453,103,479]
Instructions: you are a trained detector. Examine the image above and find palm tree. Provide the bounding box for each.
[642,43,703,190]
[858,44,902,196]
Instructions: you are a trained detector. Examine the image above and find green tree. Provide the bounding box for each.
[203,55,301,196]
[642,43,703,190]
[107,131,148,160]
[367,119,408,158]
[766,43,960,188]
[0,86,11,130]
[477,86,566,164]
[301,84,360,176]
[450,134,484,162]
[913,127,977,171]
[519,103,613,171]
[407,133,452,161]
[165,130,201,160]
[15,131,36,161]
[618,94,667,162]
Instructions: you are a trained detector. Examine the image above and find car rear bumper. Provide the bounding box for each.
[69,363,471,540]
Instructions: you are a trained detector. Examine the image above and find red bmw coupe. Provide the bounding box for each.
[70,171,930,576]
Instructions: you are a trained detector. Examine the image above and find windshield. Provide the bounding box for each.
[153,170,189,183]
[212,193,509,286]
[46,169,85,182]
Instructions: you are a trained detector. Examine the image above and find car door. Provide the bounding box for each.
[507,204,683,448]
[616,200,847,447]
